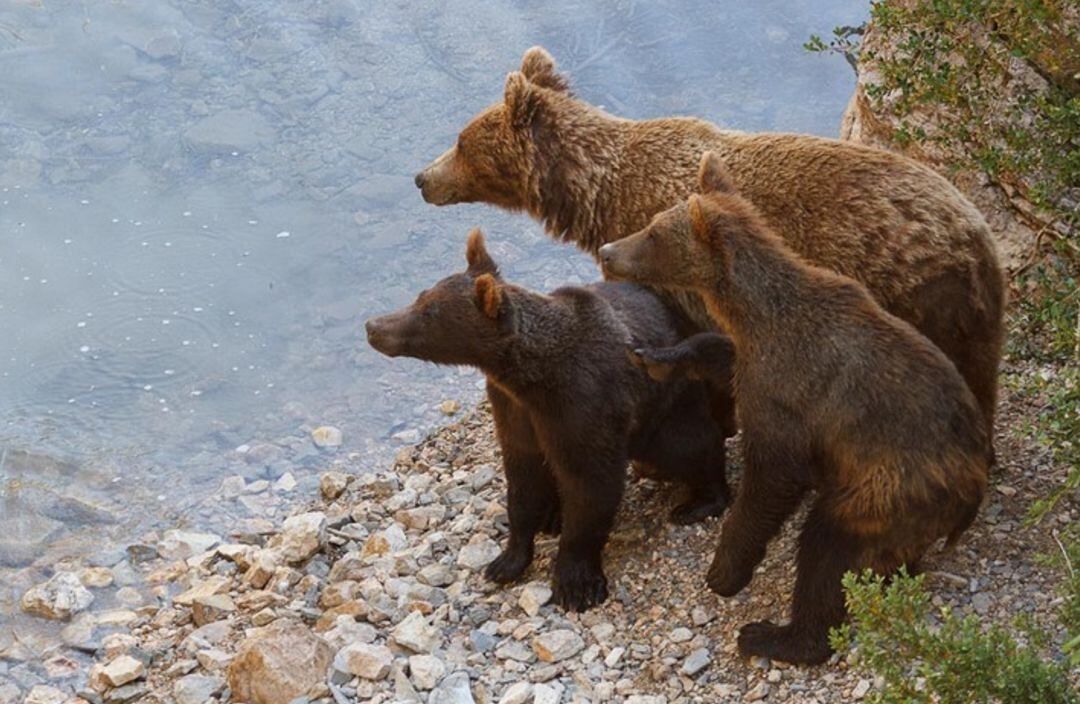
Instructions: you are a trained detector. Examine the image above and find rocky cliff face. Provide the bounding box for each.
[839,4,1077,272]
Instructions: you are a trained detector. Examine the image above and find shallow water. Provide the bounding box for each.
[0,0,865,638]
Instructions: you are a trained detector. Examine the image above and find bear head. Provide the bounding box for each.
[366,229,519,368]
[413,46,574,211]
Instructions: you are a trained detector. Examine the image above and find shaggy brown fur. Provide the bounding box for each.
[414,47,1005,444]
[599,157,989,664]
[366,230,730,612]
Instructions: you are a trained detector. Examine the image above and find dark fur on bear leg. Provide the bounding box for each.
[737,503,858,664]
[485,539,534,584]
[707,441,810,596]
[552,551,609,612]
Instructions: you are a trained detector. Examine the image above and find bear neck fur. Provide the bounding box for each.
[526,92,732,256]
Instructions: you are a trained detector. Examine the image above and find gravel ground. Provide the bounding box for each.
[9,347,1071,704]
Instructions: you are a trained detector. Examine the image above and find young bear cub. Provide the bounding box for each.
[599,153,989,663]
[366,229,731,611]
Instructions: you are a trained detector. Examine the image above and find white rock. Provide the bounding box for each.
[532,629,584,663]
[334,642,392,680]
[604,646,625,668]
[393,611,441,653]
[408,654,446,690]
[21,572,94,620]
[518,582,552,617]
[745,681,770,701]
[278,512,326,563]
[498,682,533,704]
[533,682,563,704]
[456,537,501,570]
[101,654,146,687]
[853,679,872,699]
[311,425,343,448]
[173,575,229,606]
[429,671,475,704]
[682,647,710,675]
[625,697,666,704]
[669,626,693,643]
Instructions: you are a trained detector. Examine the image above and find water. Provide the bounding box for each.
[0,0,865,652]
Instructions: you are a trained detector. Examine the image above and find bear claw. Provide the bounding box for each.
[553,561,609,612]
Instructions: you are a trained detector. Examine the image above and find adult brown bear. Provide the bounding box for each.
[414,47,1005,449]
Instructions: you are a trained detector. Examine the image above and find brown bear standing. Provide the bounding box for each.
[599,153,990,664]
[415,46,1005,450]
[366,230,731,611]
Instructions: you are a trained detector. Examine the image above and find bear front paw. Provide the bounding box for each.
[737,620,833,665]
[484,545,533,584]
[552,559,609,612]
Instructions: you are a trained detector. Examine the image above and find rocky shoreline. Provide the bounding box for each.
[4,344,1074,704]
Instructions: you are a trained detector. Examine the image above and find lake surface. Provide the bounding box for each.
[0,0,866,647]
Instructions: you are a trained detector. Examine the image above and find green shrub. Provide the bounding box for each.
[831,570,1079,703]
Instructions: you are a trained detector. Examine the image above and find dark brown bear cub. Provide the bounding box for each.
[366,229,732,611]
[599,153,989,663]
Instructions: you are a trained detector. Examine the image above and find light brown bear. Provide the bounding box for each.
[598,154,990,664]
[414,47,1005,447]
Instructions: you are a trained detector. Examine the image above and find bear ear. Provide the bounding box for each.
[465,228,499,276]
[688,195,711,243]
[474,273,504,320]
[698,152,736,195]
[520,46,571,93]
[504,71,541,129]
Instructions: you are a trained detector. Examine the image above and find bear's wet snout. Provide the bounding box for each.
[414,171,427,189]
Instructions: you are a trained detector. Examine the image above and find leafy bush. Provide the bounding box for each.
[831,570,1079,704]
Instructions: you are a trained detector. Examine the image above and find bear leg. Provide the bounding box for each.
[706,442,809,597]
[486,385,560,584]
[549,453,626,612]
[736,502,857,665]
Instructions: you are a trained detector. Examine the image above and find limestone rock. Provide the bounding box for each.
[277,512,326,563]
[429,671,475,704]
[532,629,584,663]
[518,582,551,617]
[21,571,94,620]
[334,642,393,680]
[173,576,229,606]
[174,674,225,704]
[408,653,446,690]
[101,654,146,688]
[456,537,501,570]
[320,471,349,500]
[191,594,237,626]
[227,619,332,704]
[392,611,440,654]
[23,686,66,704]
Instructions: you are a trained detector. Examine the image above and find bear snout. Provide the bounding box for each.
[414,171,427,189]
[365,318,401,356]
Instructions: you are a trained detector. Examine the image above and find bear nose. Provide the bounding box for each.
[364,319,381,340]
[414,171,427,189]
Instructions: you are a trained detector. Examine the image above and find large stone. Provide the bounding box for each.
[184,109,275,154]
[173,576,229,606]
[333,642,393,680]
[518,582,552,617]
[408,654,446,690]
[158,530,221,561]
[227,619,332,704]
[21,571,94,620]
[23,686,66,704]
[191,594,237,626]
[456,537,501,570]
[532,630,584,663]
[174,674,225,704]
[277,512,326,563]
[392,611,440,654]
[311,425,343,448]
[429,671,475,704]
[101,654,146,687]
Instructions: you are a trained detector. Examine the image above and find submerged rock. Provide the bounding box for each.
[21,571,94,620]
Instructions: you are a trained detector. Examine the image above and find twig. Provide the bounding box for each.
[1053,529,1075,581]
